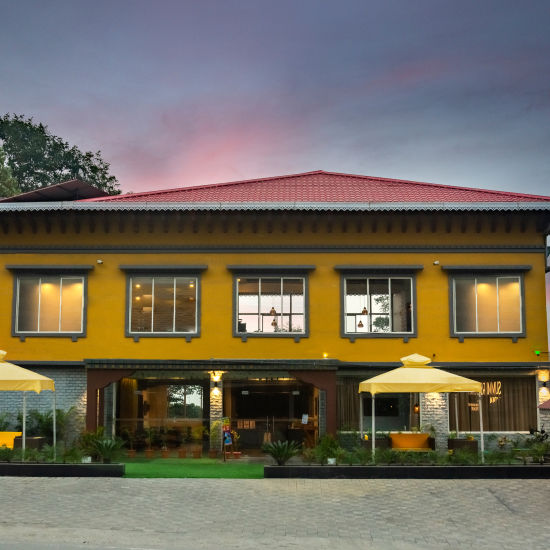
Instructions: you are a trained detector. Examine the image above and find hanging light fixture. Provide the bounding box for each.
[270,307,276,316]
[357,319,364,328]
[413,403,420,414]
[362,307,368,315]
[271,318,278,327]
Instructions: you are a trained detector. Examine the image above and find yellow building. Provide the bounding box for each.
[1,171,549,452]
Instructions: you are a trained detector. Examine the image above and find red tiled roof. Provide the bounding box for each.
[83,170,550,204]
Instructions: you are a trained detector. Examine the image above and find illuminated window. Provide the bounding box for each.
[236,277,305,334]
[16,276,84,334]
[452,275,522,334]
[344,277,413,334]
[129,276,198,334]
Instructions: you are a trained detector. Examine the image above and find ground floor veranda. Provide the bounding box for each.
[82,359,549,453]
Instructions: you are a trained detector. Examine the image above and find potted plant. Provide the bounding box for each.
[144,427,156,459]
[191,425,206,458]
[122,428,136,458]
[230,429,241,458]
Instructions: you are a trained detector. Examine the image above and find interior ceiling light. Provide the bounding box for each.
[270,307,276,316]
[271,319,277,327]
[357,320,364,328]
[362,307,368,315]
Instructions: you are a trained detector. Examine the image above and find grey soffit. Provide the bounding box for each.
[227,264,316,273]
[1,201,550,213]
[85,359,339,370]
[5,264,95,272]
[0,245,545,254]
[119,264,208,272]
[334,265,424,272]
[441,265,532,272]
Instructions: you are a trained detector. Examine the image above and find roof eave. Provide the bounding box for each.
[0,201,549,213]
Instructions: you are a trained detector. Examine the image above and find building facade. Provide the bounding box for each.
[1,171,549,451]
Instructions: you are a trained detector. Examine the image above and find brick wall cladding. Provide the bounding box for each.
[540,409,550,430]
[0,368,86,428]
[209,381,223,449]
[420,392,449,451]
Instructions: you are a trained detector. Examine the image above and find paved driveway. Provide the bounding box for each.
[0,478,547,550]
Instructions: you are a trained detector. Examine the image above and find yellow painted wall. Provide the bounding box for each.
[0,212,547,364]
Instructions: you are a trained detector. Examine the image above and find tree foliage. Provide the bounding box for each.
[0,114,120,195]
[0,146,20,197]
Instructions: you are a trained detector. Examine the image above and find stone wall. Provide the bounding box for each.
[420,392,449,451]
[209,380,223,449]
[0,367,86,441]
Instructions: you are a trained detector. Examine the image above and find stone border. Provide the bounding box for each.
[264,464,550,479]
[0,463,125,477]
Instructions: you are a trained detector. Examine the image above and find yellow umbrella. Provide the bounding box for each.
[0,350,56,457]
[358,353,481,395]
[358,353,485,461]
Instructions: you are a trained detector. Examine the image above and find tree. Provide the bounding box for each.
[0,146,20,197]
[0,114,120,195]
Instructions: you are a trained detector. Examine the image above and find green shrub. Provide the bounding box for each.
[62,446,83,463]
[78,427,105,459]
[0,445,15,462]
[314,435,342,465]
[301,447,316,464]
[22,448,42,462]
[353,447,372,465]
[262,440,301,465]
[92,438,123,463]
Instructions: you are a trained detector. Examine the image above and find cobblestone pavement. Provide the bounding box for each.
[0,478,548,550]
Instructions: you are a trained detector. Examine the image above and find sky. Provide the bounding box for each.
[1,0,550,195]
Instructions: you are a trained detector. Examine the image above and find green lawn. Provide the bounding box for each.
[123,457,264,478]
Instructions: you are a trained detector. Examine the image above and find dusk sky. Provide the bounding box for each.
[2,0,550,195]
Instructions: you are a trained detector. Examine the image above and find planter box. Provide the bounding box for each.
[448,439,478,453]
[264,464,550,479]
[0,462,125,477]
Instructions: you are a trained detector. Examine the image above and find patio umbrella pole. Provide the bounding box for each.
[22,392,26,459]
[53,391,56,461]
[371,394,375,461]
[359,393,363,439]
[478,394,485,464]
[454,394,460,436]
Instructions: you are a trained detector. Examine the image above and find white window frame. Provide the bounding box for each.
[236,276,306,335]
[128,275,198,334]
[452,275,524,335]
[343,276,414,335]
[15,275,85,334]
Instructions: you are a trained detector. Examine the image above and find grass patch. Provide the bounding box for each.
[123,457,264,478]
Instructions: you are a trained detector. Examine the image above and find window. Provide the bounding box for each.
[236,277,305,334]
[449,376,536,431]
[344,277,413,334]
[129,276,198,334]
[452,275,522,335]
[15,275,84,334]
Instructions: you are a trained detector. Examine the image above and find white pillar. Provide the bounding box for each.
[478,394,485,464]
[22,392,26,459]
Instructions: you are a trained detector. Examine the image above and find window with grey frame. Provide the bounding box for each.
[452,275,522,334]
[236,276,305,334]
[129,275,198,334]
[15,275,85,334]
[344,277,413,334]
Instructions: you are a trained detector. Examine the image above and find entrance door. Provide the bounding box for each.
[230,380,316,450]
